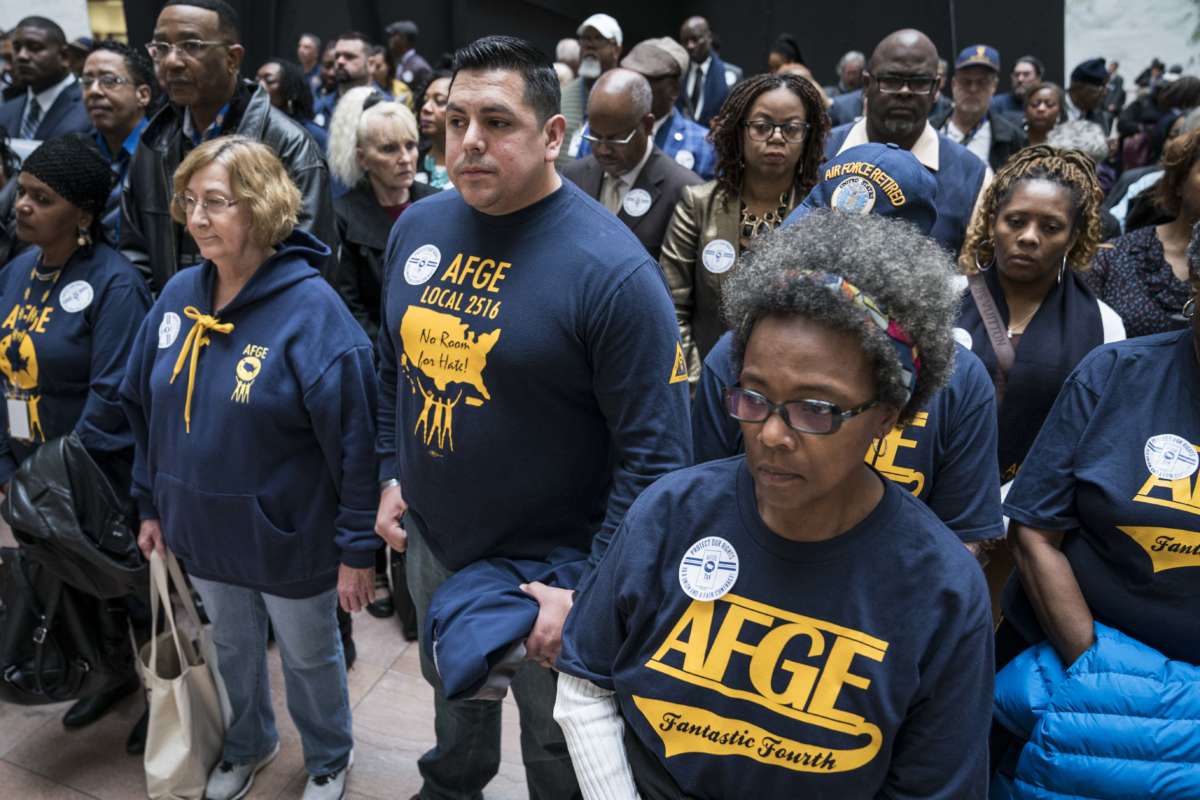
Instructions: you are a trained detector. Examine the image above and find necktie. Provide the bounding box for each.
[689,65,703,119]
[20,100,42,139]
[601,175,623,214]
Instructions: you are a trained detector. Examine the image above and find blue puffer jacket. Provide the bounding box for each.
[992,622,1200,799]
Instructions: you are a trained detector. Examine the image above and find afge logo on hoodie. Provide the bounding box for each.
[405,245,442,286]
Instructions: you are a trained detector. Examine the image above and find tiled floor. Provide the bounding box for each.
[0,524,529,800]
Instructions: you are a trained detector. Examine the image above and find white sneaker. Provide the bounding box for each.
[204,741,280,800]
[302,750,353,800]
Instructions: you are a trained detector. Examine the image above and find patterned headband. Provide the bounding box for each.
[810,272,921,404]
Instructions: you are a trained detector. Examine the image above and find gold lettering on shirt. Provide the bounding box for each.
[640,594,888,773]
[865,412,928,496]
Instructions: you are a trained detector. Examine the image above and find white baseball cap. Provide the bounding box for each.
[577,13,622,47]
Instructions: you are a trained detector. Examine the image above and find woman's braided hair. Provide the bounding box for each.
[710,72,829,208]
[958,144,1103,274]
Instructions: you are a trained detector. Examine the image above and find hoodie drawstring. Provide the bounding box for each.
[170,306,234,433]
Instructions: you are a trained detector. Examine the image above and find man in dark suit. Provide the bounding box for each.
[677,16,741,127]
[564,69,701,260]
[929,45,1027,171]
[0,17,89,140]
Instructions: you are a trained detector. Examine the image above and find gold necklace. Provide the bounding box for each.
[740,191,791,240]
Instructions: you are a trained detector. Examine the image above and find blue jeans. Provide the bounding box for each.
[405,515,581,800]
[189,577,352,777]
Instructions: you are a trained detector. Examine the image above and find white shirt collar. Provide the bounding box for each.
[840,118,941,171]
[611,138,654,187]
[652,113,670,136]
[26,73,75,115]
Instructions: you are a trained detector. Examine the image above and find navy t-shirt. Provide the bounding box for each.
[559,457,993,799]
[377,182,692,571]
[1004,330,1200,664]
[0,243,150,483]
[692,333,1003,543]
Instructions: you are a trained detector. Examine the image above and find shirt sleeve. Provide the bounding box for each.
[303,343,383,567]
[553,674,643,800]
[119,308,159,520]
[924,357,1004,543]
[877,620,993,800]
[692,342,742,464]
[585,261,693,566]
[375,224,403,484]
[1003,354,1110,531]
[657,188,703,383]
[75,278,152,457]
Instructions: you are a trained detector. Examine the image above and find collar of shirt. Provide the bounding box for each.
[945,114,990,145]
[182,100,232,145]
[400,48,416,65]
[652,112,671,137]
[92,117,147,168]
[841,118,940,171]
[26,72,76,116]
[613,138,654,188]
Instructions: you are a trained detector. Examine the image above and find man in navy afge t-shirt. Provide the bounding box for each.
[374,36,692,800]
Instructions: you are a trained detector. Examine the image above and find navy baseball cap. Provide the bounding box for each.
[785,143,938,235]
[956,44,1001,72]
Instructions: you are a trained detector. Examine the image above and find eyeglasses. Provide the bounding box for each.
[80,74,133,89]
[868,73,939,95]
[174,193,238,216]
[582,127,639,147]
[723,386,877,435]
[743,119,809,143]
[145,40,230,61]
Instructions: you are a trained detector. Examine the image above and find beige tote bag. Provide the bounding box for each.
[139,551,224,800]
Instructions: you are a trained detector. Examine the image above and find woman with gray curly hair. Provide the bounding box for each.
[553,211,993,800]
[990,222,1200,795]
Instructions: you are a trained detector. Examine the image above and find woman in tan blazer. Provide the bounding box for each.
[659,72,829,382]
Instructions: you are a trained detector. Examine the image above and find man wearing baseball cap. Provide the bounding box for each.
[1067,56,1112,131]
[558,12,621,168]
[576,37,717,178]
[930,45,1027,170]
[697,141,1004,553]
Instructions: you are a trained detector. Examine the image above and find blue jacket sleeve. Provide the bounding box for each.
[304,344,383,568]
[585,260,693,566]
[119,307,159,520]
[692,339,741,464]
[375,224,402,484]
[75,277,151,457]
[925,352,1004,543]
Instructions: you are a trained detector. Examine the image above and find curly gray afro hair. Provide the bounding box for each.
[721,210,960,426]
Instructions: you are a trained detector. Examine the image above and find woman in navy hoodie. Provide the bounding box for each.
[122,136,380,800]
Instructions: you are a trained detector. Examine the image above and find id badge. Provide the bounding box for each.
[6,396,31,441]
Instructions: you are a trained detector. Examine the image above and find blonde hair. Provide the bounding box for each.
[327,86,377,186]
[171,135,300,248]
[348,102,420,185]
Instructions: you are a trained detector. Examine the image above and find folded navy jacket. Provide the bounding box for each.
[425,548,588,701]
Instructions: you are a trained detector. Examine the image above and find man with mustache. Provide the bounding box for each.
[825,28,991,254]
[314,32,384,130]
[929,45,1027,170]
[119,0,337,292]
[375,35,691,800]
[0,16,90,140]
[557,12,622,168]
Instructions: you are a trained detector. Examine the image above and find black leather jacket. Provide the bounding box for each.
[119,81,338,293]
[928,106,1028,171]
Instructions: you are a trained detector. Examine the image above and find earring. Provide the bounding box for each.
[76,225,91,248]
[973,240,993,272]
[1058,253,1067,284]
[1184,297,1196,319]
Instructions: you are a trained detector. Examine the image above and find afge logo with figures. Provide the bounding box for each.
[231,344,269,404]
[1145,433,1199,480]
[678,536,739,601]
[830,176,877,215]
[405,244,442,286]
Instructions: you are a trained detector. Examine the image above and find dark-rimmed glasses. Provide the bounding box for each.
[723,386,877,435]
[867,73,939,95]
[743,119,809,143]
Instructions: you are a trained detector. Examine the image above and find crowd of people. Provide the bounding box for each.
[0,1,1198,799]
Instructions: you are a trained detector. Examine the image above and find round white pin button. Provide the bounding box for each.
[1145,433,1199,480]
[674,149,695,170]
[158,312,181,349]
[678,536,739,601]
[622,188,652,217]
[702,239,736,274]
[404,244,442,285]
[59,281,93,313]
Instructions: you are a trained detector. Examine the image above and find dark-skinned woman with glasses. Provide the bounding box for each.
[659,72,829,384]
[555,211,992,800]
